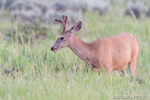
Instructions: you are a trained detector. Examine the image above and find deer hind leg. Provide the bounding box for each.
[118,70,125,76]
[128,60,136,81]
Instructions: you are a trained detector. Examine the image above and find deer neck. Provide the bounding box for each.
[69,34,90,61]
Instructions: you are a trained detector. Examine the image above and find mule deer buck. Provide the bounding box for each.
[51,15,139,78]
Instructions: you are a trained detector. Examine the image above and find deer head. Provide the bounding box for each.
[51,15,82,52]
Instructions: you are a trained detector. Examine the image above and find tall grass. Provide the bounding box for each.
[0,12,150,100]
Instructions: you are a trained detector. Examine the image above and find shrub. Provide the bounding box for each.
[124,1,146,19]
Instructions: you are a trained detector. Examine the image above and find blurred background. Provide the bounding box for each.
[0,0,150,44]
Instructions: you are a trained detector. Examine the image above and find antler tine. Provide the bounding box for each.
[55,17,67,35]
[62,15,68,24]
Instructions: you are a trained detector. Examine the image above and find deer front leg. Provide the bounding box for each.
[90,62,102,75]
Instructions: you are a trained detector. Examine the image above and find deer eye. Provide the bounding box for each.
[60,37,64,40]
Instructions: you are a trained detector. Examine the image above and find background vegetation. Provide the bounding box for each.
[0,0,150,100]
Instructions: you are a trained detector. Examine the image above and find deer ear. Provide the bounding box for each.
[70,21,82,33]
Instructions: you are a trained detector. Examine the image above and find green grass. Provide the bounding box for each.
[0,12,150,100]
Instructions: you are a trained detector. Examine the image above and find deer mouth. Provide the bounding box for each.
[53,49,58,53]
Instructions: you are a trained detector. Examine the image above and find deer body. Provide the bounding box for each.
[51,15,139,77]
[69,33,139,74]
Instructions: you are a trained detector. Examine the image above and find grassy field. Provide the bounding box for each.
[0,12,150,100]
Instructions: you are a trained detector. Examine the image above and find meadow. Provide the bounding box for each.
[0,11,150,100]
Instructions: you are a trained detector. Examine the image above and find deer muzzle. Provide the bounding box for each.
[51,46,58,53]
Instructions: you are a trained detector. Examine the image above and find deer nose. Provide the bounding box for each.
[51,47,54,51]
